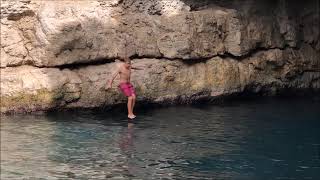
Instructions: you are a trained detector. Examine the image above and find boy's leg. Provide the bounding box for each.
[127,96,134,117]
[131,94,136,115]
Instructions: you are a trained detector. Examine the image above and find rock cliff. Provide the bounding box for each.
[1,0,319,113]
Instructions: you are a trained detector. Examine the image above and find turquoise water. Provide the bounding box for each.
[1,98,320,179]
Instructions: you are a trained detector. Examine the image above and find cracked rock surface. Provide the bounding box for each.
[1,0,319,113]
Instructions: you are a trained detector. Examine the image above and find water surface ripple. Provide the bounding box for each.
[1,99,320,179]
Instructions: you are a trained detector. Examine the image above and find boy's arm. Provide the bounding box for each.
[106,69,119,89]
[131,66,144,70]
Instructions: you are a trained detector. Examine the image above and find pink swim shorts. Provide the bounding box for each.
[119,82,136,97]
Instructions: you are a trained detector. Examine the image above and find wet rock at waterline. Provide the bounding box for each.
[1,0,319,113]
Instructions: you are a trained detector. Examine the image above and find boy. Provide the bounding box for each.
[106,57,142,119]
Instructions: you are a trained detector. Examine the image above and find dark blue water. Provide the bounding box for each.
[1,98,320,179]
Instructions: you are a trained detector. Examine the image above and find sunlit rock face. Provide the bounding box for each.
[1,0,319,113]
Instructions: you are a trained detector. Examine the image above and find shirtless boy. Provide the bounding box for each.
[106,57,141,119]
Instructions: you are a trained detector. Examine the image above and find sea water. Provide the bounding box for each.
[1,98,320,179]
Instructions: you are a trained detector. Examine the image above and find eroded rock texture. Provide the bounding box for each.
[1,0,319,113]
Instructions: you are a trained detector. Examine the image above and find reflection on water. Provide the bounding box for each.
[1,99,320,179]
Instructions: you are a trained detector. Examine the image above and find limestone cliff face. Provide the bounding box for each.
[1,0,319,113]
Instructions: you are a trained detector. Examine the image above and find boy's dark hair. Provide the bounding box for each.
[124,57,131,64]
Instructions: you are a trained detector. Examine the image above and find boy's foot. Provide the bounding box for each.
[128,115,136,119]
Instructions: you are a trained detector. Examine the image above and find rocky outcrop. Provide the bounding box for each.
[1,0,319,113]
